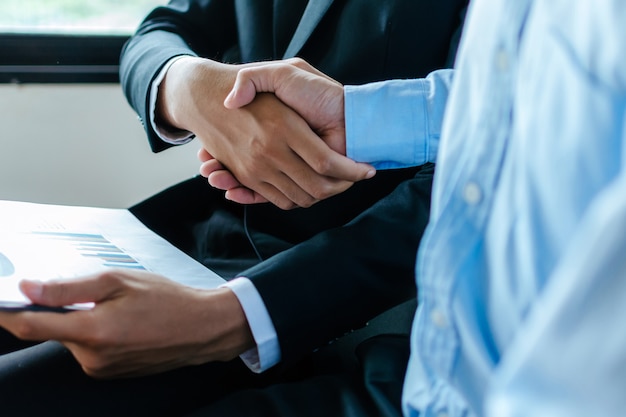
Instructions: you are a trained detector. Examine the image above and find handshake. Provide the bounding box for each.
[159,57,376,210]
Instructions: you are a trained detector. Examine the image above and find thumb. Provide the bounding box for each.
[224,71,259,109]
[20,275,116,307]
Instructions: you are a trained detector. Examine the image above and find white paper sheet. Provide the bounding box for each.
[0,200,225,309]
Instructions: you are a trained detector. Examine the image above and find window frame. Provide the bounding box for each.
[0,33,129,84]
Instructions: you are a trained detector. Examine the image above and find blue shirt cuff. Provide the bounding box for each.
[344,71,453,169]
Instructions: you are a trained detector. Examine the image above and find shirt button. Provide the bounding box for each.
[430,309,448,328]
[496,48,510,71]
[463,182,483,205]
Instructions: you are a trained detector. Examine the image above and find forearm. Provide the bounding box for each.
[120,31,199,152]
[119,0,238,151]
[156,57,239,135]
[189,287,257,365]
[242,163,434,363]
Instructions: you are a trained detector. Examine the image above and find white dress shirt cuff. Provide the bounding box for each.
[220,277,282,373]
[149,56,195,144]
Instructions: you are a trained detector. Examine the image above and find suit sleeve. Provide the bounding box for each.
[239,163,434,364]
[118,0,238,152]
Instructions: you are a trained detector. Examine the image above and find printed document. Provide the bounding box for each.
[0,200,224,309]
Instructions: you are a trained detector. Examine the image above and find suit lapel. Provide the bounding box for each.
[274,0,309,57]
[282,0,335,58]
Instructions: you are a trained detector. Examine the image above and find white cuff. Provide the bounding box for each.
[149,56,195,145]
[221,277,281,373]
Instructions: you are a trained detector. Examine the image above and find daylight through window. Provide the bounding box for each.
[0,0,166,35]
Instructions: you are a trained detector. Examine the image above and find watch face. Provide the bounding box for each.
[0,252,15,277]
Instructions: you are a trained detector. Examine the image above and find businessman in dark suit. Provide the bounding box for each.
[121,0,464,383]
[122,0,466,279]
[0,1,466,416]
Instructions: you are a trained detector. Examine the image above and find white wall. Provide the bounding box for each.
[0,84,200,208]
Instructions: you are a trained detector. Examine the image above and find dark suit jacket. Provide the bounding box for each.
[120,0,466,364]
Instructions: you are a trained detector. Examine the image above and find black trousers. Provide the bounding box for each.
[0,329,409,417]
[0,169,427,416]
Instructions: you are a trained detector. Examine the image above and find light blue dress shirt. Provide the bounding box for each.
[345,0,626,416]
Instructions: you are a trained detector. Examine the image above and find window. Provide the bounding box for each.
[0,0,166,83]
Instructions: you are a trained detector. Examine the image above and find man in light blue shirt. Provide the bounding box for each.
[1,0,624,416]
[215,0,626,415]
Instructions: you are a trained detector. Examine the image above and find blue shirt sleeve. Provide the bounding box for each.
[344,69,453,169]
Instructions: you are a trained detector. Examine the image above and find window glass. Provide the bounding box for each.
[0,0,166,35]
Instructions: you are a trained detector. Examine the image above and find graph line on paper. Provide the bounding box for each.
[30,231,146,271]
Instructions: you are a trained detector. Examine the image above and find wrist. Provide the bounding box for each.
[157,57,239,133]
[194,287,255,362]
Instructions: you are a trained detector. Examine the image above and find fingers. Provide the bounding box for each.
[20,274,119,307]
[253,158,368,209]
[198,147,305,208]
[279,152,375,204]
[224,71,259,109]
[203,134,372,207]
[197,147,213,162]
[198,129,375,208]
[224,59,338,110]
[224,188,269,205]
[198,124,364,208]
[0,307,92,343]
[197,151,269,204]
[198,157,226,179]
[223,63,297,110]
[0,273,126,341]
[289,136,376,184]
[207,170,243,191]
[249,173,308,210]
[198,153,254,199]
[199,152,311,208]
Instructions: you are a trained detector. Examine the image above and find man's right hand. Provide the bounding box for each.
[0,270,253,379]
[158,57,374,210]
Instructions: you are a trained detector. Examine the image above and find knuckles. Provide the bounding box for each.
[93,270,126,288]
[12,320,40,341]
[81,356,117,379]
[284,57,308,71]
[270,195,299,210]
[80,323,112,349]
[309,156,334,177]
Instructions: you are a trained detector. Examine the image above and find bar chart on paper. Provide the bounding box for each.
[30,231,146,271]
[0,230,146,285]
[0,200,225,308]
[0,229,148,308]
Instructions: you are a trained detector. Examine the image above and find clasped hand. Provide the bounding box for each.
[182,58,376,208]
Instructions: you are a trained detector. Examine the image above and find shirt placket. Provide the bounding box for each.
[414,1,530,415]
